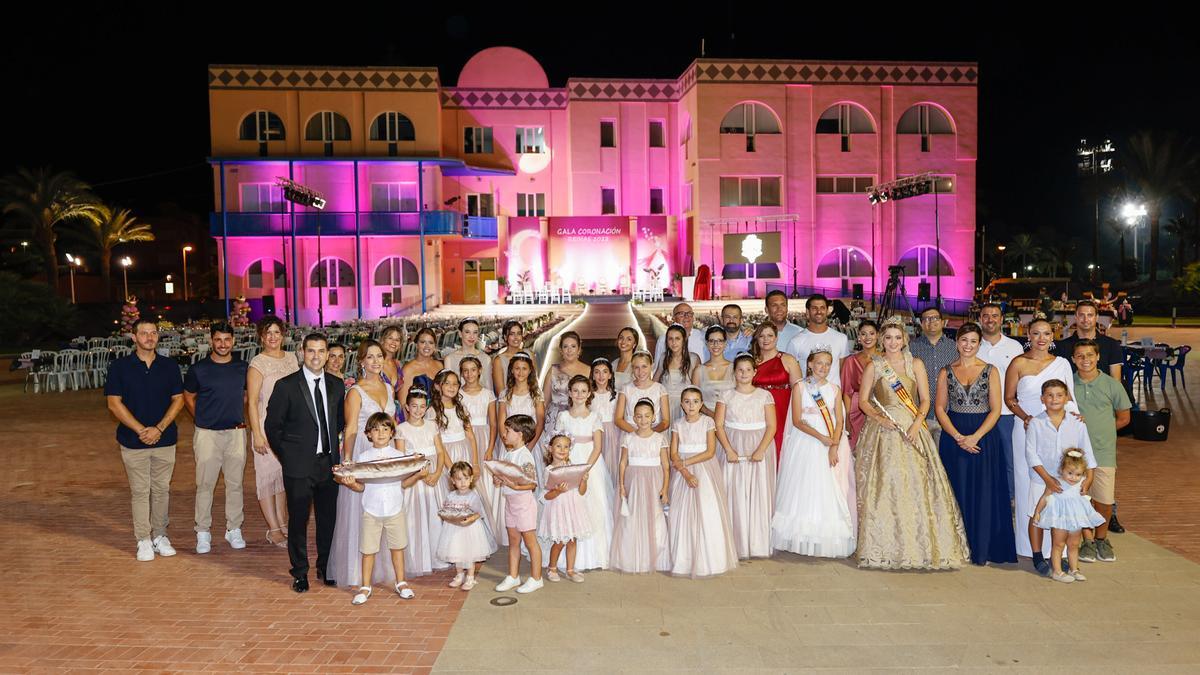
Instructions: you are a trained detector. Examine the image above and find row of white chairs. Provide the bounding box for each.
[632,288,666,302]
[23,348,124,393]
[508,288,573,305]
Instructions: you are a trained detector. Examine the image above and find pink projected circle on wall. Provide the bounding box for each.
[509,230,544,288]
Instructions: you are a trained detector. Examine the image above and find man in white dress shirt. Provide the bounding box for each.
[654,302,708,365]
[765,290,801,350]
[976,302,1025,502]
[785,294,850,385]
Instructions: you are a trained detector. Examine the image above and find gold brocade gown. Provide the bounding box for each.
[855,356,970,570]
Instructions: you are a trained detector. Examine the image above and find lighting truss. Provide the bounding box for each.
[865,173,935,205]
[276,177,327,210]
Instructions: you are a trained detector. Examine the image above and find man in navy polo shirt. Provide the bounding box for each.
[105,317,184,562]
[183,322,249,554]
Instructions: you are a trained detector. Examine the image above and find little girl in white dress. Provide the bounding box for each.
[1034,449,1105,584]
[436,462,497,591]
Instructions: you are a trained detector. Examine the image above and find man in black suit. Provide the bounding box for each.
[265,333,345,593]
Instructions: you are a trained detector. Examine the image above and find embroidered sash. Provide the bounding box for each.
[808,382,837,437]
[874,357,928,430]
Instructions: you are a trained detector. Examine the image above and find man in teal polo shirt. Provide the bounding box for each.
[1071,339,1131,564]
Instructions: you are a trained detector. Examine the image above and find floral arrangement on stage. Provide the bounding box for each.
[119,296,140,336]
[229,295,251,328]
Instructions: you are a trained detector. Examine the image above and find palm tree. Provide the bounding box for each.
[0,167,103,288]
[1009,233,1040,272]
[1164,215,1192,278]
[90,206,155,299]
[1121,131,1199,289]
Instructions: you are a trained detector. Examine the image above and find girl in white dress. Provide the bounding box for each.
[538,435,593,583]
[772,349,856,558]
[1033,450,1105,584]
[442,317,494,392]
[1004,317,1078,558]
[430,370,478,468]
[549,375,613,571]
[656,324,701,424]
[615,351,670,436]
[610,399,671,573]
[669,387,738,578]
[460,357,500,542]
[396,388,450,577]
[590,358,622,492]
[716,354,778,559]
[694,325,736,418]
[612,327,640,392]
[437,462,497,591]
[496,352,546,481]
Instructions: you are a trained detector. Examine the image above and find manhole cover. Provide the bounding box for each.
[490,596,517,607]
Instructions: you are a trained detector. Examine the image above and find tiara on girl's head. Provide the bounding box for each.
[458,316,479,326]
[635,397,655,406]
[668,322,685,329]
[733,351,755,359]
[633,349,653,357]
[436,368,454,376]
[591,357,611,365]
[1066,450,1083,458]
[882,316,906,328]
[409,387,429,396]
[512,351,533,361]
[809,343,833,356]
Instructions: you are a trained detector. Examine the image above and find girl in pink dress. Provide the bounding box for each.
[396,388,450,577]
[538,434,592,583]
[610,398,671,573]
[669,387,738,578]
[590,358,621,492]
[716,353,778,559]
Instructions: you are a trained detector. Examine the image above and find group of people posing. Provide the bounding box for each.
[103,292,1130,601]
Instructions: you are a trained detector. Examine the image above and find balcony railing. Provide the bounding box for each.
[209,210,498,239]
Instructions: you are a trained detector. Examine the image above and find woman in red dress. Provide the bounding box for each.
[749,323,803,462]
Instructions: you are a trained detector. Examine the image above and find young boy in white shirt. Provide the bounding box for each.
[1024,380,1097,576]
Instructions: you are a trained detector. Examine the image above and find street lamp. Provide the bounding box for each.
[120,256,133,300]
[65,253,80,303]
[996,245,1007,276]
[1121,202,1147,275]
[182,245,193,301]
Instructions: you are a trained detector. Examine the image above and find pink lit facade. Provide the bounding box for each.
[209,49,978,323]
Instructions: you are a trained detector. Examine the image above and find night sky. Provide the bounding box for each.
[4,5,1197,277]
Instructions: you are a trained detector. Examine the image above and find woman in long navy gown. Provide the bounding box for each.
[934,322,1016,566]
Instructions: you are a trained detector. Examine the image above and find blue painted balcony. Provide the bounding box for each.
[209,210,498,239]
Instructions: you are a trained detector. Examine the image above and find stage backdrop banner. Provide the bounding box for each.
[636,216,670,291]
[723,231,782,265]
[547,216,629,295]
[507,216,544,290]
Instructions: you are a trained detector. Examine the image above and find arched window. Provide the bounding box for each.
[245,259,286,289]
[239,111,285,157]
[369,112,416,157]
[305,111,351,156]
[719,102,780,151]
[816,103,876,152]
[898,246,954,278]
[373,257,420,286]
[816,247,873,278]
[896,104,955,152]
[309,258,355,287]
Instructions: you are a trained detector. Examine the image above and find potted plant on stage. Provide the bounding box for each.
[672,272,684,297]
[643,264,663,297]
[496,275,509,303]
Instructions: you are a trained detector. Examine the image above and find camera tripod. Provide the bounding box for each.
[878,265,917,321]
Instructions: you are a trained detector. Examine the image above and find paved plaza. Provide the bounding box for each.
[1,325,1198,673]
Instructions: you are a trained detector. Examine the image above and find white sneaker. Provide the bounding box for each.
[136,539,155,562]
[196,531,212,554]
[495,575,521,592]
[224,529,246,550]
[516,577,544,594]
[152,535,177,557]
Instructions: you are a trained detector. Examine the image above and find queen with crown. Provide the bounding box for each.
[853,316,970,570]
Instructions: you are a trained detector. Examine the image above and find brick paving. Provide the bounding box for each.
[0,385,466,673]
[0,325,1196,672]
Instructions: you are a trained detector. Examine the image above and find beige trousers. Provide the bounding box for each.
[193,428,247,533]
[120,445,177,541]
